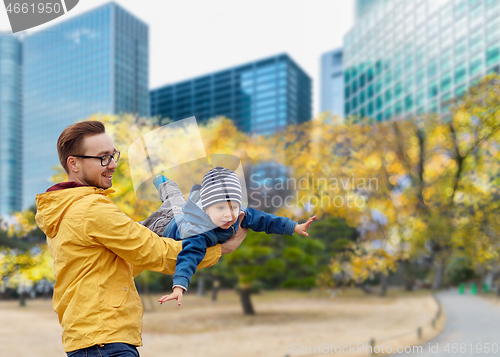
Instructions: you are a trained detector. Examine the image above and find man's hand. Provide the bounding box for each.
[159,287,184,306]
[221,211,248,255]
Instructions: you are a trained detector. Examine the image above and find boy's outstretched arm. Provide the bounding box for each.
[293,216,316,237]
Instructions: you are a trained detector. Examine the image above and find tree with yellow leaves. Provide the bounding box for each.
[255,75,500,290]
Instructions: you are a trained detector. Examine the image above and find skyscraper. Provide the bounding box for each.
[343,0,500,121]
[0,33,22,214]
[150,53,312,135]
[320,48,344,118]
[23,2,149,208]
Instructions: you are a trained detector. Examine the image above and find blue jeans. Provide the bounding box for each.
[66,343,139,357]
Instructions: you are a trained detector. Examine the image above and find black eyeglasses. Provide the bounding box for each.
[72,151,120,167]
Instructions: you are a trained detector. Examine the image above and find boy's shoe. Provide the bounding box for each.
[153,174,168,190]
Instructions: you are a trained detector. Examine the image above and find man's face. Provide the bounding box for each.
[75,133,117,189]
[205,201,240,229]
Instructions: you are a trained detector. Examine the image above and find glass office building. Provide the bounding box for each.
[320,48,344,118]
[0,33,22,214]
[150,54,312,135]
[23,2,149,208]
[344,0,500,121]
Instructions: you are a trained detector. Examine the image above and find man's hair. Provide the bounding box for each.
[57,121,106,172]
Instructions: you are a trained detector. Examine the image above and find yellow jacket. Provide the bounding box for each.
[35,186,221,352]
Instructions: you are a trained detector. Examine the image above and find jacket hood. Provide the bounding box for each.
[177,185,218,238]
[176,184,241,239]
[35,185,114,238]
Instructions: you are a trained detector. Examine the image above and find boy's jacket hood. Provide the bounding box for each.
[36,184,114,238]
[177,184,239,239]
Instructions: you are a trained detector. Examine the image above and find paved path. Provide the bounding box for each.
[397,291,500,357]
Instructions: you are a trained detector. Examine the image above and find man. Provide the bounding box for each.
[35,121,247,356]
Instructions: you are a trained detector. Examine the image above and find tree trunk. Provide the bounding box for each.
[432,262,446,290]
[211,280,220,301]
[144,282,155,311]
[197,277,205,296]
[380,274,390,297]
[239,287,255,315]
[19,292,26,307]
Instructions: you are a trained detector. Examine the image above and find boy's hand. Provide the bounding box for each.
[294,215,316,237]
[158,287,185,306]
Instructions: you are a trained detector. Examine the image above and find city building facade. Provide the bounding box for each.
[320,48,344,118]
[23,2,149,208]
[343,0,500,121]
[0,33,23,214]
[150,53,312,136]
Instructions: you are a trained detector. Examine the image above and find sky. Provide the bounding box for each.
[1,0,354,115]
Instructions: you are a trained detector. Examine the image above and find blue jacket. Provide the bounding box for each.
[163,185,298,289]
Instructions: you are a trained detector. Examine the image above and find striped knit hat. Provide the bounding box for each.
[200,166,243,210]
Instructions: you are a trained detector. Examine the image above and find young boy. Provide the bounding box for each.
[144,166,315,306]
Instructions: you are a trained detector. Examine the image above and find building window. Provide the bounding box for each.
[486,44,500,67]
[359,90,366,105]
[367,84,374,99]
[486,0,500,12]
[405,94,413,111]
[441,92,452,113]
[385,70,392,86]
[441,49,452,72]
[455,0,467,19]
[367,101,374,116]
[415,48,425,68]
[441,71,452,92]
[352,79,358,94]
[394,82,403,99]
[427,59,438,79]
[469,28,483,54]
[455,39,467,62]
[404,55,413,73]
[359,73,366,88]
[384,106,393,120]
[375,78,383,94]
[352,96,358,110]
[345,85,351,99]
[429,99,438,113]
[384,89,393,107]
[394,63,402,81]
[376,95,383,111]
[415,67,426,87]
[455,84,467,97]
[360,107,366,118]
[405,76,414,94]
[428,80,438,99]
[394,101,403,115]
[455,63,467,84]
[367,66,374,82]
[441,4,453,28]
[469,54,483,76]
[486,17,500,43]
[470,4,483,28]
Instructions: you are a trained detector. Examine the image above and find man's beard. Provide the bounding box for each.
[82,170,112,189]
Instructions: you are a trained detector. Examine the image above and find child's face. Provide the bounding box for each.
[205,201,240,229]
